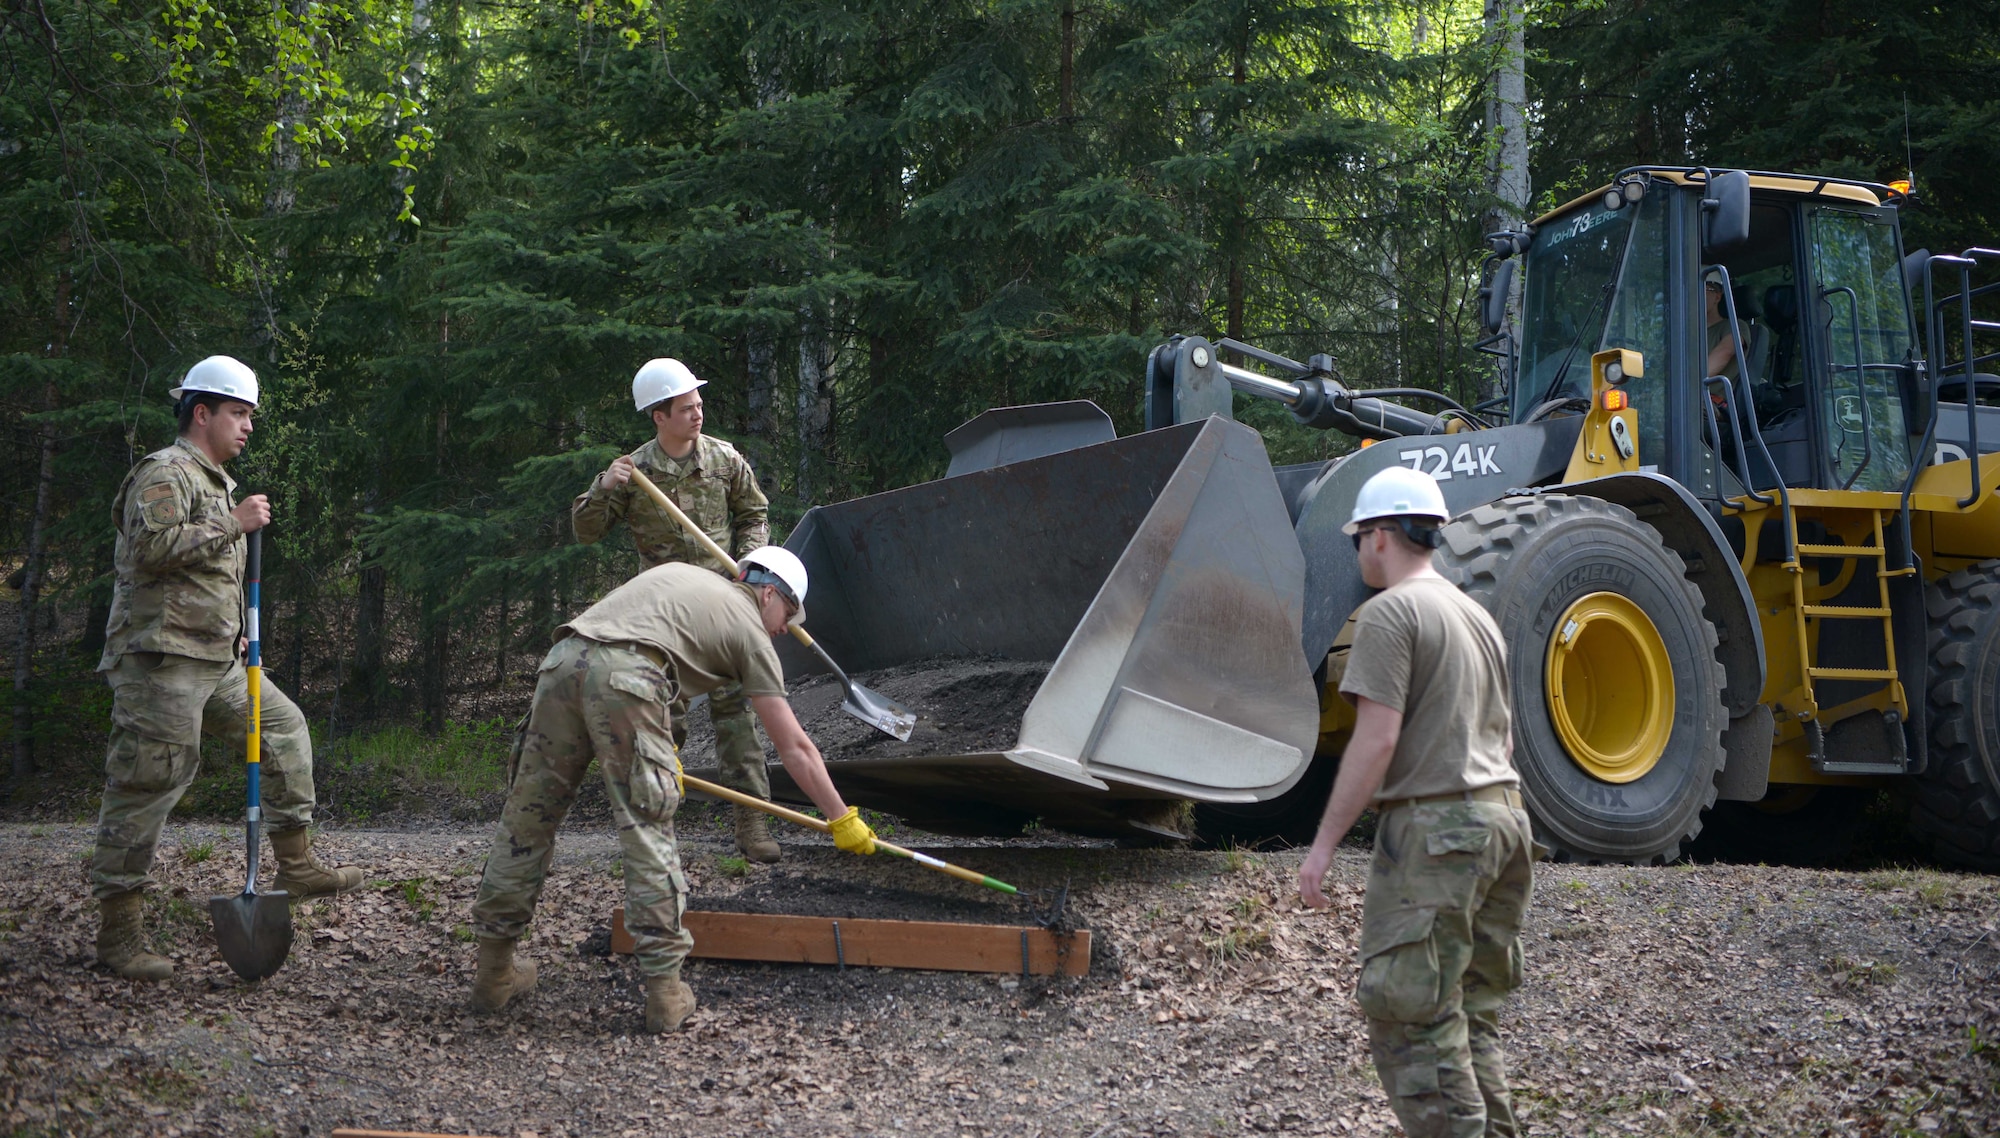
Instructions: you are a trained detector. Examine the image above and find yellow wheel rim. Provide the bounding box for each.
[1545,591,1674,784]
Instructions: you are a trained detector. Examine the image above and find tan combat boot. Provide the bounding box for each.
[268,828,365,898]
[644,974,696,1033]
[97,892,174,981]
[470,938,538,1014]
[733,805,782,864]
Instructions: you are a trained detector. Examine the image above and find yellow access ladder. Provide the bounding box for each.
[1785,505,1911,773]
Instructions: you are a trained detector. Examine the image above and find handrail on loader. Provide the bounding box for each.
[1922,248,2000,510]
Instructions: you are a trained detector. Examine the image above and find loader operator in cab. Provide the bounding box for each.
[92,355,365,981]
[1298,465,1534,1138]
[467,547,879,1034]
[1706,279,1742,381]
[573,358,785,864]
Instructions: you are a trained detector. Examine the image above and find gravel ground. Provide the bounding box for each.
[1,815,1997,1138]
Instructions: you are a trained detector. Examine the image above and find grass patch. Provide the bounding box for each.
[392,877,438,922]
[1859,866,1979,909]
[1826,953,1898,988]
[716,854,751,878]
[171,719,515,822]
[181,841,215,864]
[150,894,210,949]
[1203,925,1271,962]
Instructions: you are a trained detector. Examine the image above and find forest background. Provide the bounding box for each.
[4,0,1998,815]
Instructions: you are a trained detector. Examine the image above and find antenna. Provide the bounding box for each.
[1904,94,1915,186]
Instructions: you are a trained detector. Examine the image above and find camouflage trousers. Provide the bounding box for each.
[92,652,316,900]
[671,681,768,800]
[1358,797,1535,1138]
[471,636,695,978]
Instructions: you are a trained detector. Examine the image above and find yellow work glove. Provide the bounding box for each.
[828,806,877,855]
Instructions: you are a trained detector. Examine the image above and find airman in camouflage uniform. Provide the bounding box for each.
[1299,467,1534,1138]
[468,557,878,1034]
[574,361,781,863]
[92,357,364,982]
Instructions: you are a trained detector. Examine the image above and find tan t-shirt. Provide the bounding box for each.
[560,563,786,699]
[1339,575,1517,801]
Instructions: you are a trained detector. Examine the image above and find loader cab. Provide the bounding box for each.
[1703,190,1920,494]
[1511,169,1921,500]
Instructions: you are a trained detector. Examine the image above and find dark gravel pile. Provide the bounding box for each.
[678,657,1051,766]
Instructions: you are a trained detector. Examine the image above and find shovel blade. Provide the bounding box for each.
[209,889,294,981]
[841,683,918,742]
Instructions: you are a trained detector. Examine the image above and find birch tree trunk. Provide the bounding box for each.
[1483,0,1530,236]
[1484,0,1530,398]
[796,304,836,508]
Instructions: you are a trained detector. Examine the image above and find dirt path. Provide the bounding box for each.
[1,818,1996,1137]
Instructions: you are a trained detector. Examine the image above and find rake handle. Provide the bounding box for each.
[626,465,818,652]
[682,773,1018,895]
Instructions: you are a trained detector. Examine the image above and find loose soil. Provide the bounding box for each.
[2,817,1997,1137]
[690,871,1022,924]
[678,658,1051,768]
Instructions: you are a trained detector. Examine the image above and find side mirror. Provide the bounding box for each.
[1478,259,1516,335]
[1702,170,1751,256]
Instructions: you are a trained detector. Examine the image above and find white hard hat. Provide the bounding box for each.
[632,357,706,413]
[739,546,809,625]
[168,355,259,407]
[1344,465,1449,534]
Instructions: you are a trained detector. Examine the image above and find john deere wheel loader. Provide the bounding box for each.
[768,166,2000,868]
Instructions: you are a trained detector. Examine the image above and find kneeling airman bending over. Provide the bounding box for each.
[467,547,876,1033]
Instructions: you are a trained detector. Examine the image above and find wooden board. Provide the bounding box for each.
[611,907,1090,976]
[331,1130,500,1138]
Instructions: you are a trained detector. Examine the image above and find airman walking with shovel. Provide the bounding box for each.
[91,356,365,981]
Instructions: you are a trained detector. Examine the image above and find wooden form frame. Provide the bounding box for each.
[331,1130,500,1138]
[611,907,1090,977]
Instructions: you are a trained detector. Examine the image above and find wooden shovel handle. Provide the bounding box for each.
[627,465,740,574]
[627,465,814,650]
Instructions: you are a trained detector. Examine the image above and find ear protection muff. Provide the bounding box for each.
[1397,517,1443,549]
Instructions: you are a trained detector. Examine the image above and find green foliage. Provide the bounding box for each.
[6,0,1997,780]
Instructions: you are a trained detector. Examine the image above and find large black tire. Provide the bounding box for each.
[1687,786,1872,866]
[1913,564,2000,871]
[1438,494,1728,864]
[1194,750,1340,848]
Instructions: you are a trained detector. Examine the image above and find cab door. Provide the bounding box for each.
[1805,207,1918,491]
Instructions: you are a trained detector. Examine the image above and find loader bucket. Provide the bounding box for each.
[770,413,1321,839]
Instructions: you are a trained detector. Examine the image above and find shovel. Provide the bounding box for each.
[626,466,917,741]
[209,528,294,981]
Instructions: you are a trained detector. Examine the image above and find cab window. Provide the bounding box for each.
[1809,208,1916,491]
